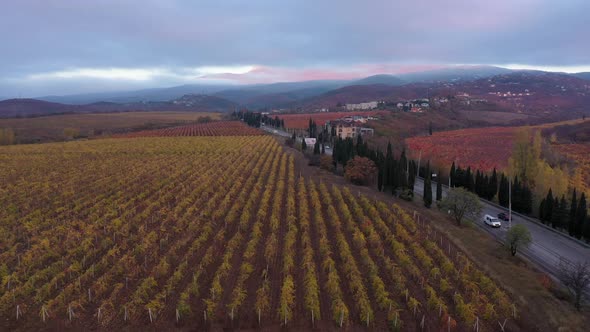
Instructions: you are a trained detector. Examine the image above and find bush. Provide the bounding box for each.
[320,155,334,171]
[344,156,377,186]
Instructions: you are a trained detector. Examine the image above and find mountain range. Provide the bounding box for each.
[2,66,590,119]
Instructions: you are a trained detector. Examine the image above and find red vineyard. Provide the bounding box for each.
[405,127,518,171]
[114,121,264,137]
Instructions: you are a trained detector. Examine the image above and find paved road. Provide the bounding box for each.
[413,177,590,285]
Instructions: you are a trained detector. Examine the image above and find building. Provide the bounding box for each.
[327,120,374,139]
[345,101,378,110]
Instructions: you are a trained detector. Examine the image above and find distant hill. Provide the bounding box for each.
[213,80,346,106]
[172,94,238,112]
[38,84,233,104]
[572,72,590,81]
[398,65,512,83]
[0,99,88,117]
[350,74,404,86]
[0,94,237,118]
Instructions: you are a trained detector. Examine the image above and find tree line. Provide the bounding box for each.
[233,110,285,129]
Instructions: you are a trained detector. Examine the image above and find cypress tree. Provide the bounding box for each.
[489,168,498,201]
[384,142,393,190]
[512,176,521,212]
[423,162,432,208]
[539,198,546,222]
[559,196,568,230]
[408,160,416,191]
[313,140,320,154]
[498,174,509,207]
[569,189,578,236]
[436,170,442,201]
[545,189,554,224]
[474,170,481,196]
[301,138,307,151]
[522,184,533,214]
[377,151,384,191]
[400,149,408,188]
[576,193,587,239]
[450,162,456,187]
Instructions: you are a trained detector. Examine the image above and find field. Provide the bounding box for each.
[114,121,263,137]
[405,126,516,171]
[277,111,385,129]
[0,132,518,331]
[0,111,221,143]
[405,119,590,170]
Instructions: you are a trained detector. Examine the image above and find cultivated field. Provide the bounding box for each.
[0,133,518,331]
[0,111,221,143]
[114,121,262,137]
[406,126,516,171]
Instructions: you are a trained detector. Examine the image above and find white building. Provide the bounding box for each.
[345,101,378,110]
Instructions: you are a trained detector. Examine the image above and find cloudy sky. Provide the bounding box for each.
[2,0,590,97]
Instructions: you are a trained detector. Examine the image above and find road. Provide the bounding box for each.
[413,177,590,286]
[261,125,333,155]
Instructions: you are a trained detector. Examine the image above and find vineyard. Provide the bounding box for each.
[113,121,263,137]
[0,135,518,331]
[405,126,516,171]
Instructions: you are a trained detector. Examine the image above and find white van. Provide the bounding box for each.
[484,214,501,228]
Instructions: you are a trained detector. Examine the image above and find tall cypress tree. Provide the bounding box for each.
[489,168,498,201]
[569,189,578,236]
[384,142,393,190]
[399,149,408,188]
[436,170,442,201]
[450,162,456,187]
[423,162,432,208]
[498,174,509,207]
[539,198,546,222]
[545,189,554,224]
[576,193,587,239]
[377,151,384,191]
[408,160,416,191]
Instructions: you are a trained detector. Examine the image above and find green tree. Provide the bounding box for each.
[506,224,532,256]
[423,163,432,208]
[569,189,578,236]
[301,139,307,152]
[576,193,587,239]
[450,162,456,187]
[436,170,442,201]
[440,187,482,226]
[313,140,320,155]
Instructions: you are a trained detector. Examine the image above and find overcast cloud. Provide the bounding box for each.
[1,0,589,97]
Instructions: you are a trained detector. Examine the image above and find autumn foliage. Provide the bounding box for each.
[344,156,377,185]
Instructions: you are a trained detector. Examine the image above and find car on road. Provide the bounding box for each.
[497,212,510,221]
[484,214,501,227]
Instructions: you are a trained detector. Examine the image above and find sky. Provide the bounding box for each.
[1,0,590,97]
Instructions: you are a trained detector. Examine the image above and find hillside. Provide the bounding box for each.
[0,94,237,118]
[0,99,88,117]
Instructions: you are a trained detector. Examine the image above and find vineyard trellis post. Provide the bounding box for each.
[40,305,48,323]
[498,318,507,332]
[16,305,21,320]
